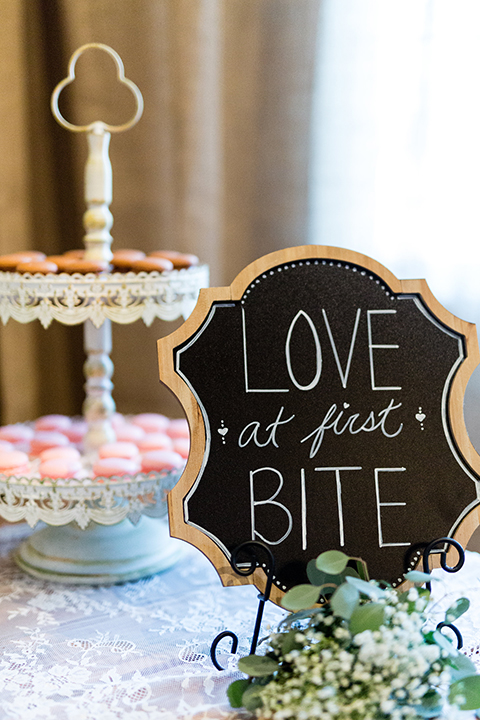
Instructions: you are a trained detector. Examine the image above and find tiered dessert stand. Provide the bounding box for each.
[0,44,208,583]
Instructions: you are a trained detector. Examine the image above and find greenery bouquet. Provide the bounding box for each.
[228,550,480,720]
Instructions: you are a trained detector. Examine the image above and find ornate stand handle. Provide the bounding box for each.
[51,43,143,264]
[50,43,143,449]
[210,541,275,671]
[422,536,465,649]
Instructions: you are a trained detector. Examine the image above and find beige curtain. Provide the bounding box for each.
[0,0,320,424]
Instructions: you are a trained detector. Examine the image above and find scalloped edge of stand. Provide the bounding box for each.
[0,264,209,327]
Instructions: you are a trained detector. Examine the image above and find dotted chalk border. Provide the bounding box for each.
[241,259,397,305]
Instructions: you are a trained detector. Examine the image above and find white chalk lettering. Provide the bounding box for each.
[301,399,403,457]
[248,466,410,552]
[243,306,402,394]
[367,310,402,391]
[250,467,293,545]
[374,467,409,547]
[242,306,289,393]
[285,310,322,391]
[238,406,295,448]
[310,466,362,547]
[322,308,361,389]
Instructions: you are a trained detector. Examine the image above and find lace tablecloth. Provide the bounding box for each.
[0,522,285,719]
[0,521,479,719]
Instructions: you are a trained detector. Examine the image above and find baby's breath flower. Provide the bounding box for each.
[235,573,473,720]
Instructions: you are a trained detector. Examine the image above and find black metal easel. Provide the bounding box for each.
[210,535,466,670]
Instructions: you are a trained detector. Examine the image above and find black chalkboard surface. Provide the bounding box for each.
[158,246,480,605]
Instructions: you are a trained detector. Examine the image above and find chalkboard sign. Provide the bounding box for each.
[158,246,480,605]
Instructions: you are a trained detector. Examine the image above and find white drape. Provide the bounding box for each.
[308,0,480,444]
[309,0,480,322]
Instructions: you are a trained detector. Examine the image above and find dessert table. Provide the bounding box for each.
[0,520,479,720]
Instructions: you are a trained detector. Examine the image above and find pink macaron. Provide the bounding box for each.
[92,457,139,479]
[114,423,145,443]
[39,446,81,462]
[0,449,30,477]
[111,412,127,430]
[30,431,70,456]
[132,413,169,433]
[39,457,82,480]
[0,424,34,445]
[64,421,87,444]
[140,449,184,473]
[98,442,139,460]
[172,437,190,460]
[166,418,189,439]
[34,414,72,432]
[137,433,173,453]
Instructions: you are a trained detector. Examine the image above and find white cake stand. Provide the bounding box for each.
[0,44,208,583]
[0,469,183,584]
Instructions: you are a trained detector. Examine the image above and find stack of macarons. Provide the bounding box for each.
[111,249,199,273]
[0,250,109,275]
[0,412,189,483]
[96,412,188,479]
[0,248,199,275]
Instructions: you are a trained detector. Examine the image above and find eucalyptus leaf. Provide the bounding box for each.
[330,582,360,619]
[349,602,386,635]
[227,679,250,708]
[281,629,304,655]
[281,583,320,611]
[432,629,457,656]
[307,559,359,587]
[449,675,480,711]
[306,562,340,591]
[238,654,279,677]
[404,570,439,584]
[307,558,325,586]
[242,683,264,712]
[449,653,478,682]
[316,550,350,575]
[445,597,470,623]
[345,575,386,600]
[344,567,361,579]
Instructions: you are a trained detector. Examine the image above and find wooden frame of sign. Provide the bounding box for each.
[158,245,480,606]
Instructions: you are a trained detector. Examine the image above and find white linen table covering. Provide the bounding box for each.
[0,522,479,719]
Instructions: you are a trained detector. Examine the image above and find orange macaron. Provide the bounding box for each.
[131,257,174,273]
[149,251,199,268]
[46,255,78,272]
[0,252,47,271]
[64,259,110,274]
[16,260,59,274]
[63,249,85,259]
[111,250,146,271]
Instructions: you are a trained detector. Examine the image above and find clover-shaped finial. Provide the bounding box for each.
[51,43,144,133]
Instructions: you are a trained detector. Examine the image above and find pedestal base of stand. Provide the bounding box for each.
[13,517,183,584]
